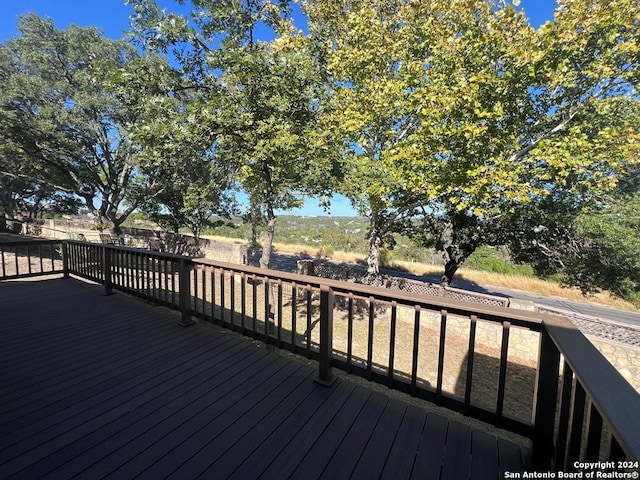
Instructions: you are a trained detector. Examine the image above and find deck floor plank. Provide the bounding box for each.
[379,405,428,480]
[471,429,501,479]
[0,334,243,470]
[0,326,216,435]
[411,412,450,479]
[227,380,357,480]
[441,420,473,480]
[318,391,390,480]
[8,342,271,480]
[348,397,407,480]
[0,277,528,480]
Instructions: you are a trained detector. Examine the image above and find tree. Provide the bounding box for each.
[0,14,166,236]
[117,56,239,241]
[0,28,81,230]
[573,193,640,305]
[306,0,423,274]
[503,189,640,306]
[386,0,639,286]
[128,0,337,268]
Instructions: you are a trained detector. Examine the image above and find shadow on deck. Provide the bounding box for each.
[0,277,527,480]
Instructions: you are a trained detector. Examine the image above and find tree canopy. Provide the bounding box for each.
[2,1,640,303]
[128,0,338,267]
[0,14,171,235]
[309,0,640,284]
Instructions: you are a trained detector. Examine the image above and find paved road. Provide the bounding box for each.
[451,279,640,328]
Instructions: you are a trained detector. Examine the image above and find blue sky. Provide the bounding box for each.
[0,0,560,216]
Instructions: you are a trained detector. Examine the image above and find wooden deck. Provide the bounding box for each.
[0,278,528,479]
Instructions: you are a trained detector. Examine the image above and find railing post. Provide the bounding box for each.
[531,326,561,468]
[103,245,113,295]
[178,258,195,327]
[315,285,336,387]
[62,241,69,278]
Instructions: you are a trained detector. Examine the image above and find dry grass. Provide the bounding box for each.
[263,243,639,312]
[183,269,538,422]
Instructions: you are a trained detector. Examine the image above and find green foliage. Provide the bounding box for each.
[571,194,640,304]
[128,0,340,267]
[465,246,533,277]
[0,14,162,234]
[307,0,640,281]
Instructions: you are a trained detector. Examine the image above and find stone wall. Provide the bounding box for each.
[590,338,640,392]
[37,220,248,265]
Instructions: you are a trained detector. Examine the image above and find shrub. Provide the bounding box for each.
[466,246,534,276]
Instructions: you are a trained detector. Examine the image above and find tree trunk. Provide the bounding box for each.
[441,258,461,288]
[259,205,276,269]
[259,202,276,333]
[109,223,123,237]
[367,231,382,274]
[367,209,382,274]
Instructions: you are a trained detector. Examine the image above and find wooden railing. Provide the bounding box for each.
[0,239,66,279]
[2,239,639,470]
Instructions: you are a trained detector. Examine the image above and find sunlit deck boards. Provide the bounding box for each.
[0,278,528,479]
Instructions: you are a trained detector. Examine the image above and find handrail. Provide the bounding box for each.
[193,257,544,331]
[3,238,640,468]
[0,239,66,279]
[534,314,640,467]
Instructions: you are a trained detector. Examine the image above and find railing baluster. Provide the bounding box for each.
[532,327,561,468]
[209,268,215,320]
[567,382,587,467]
[64,242,71,276]
[212,268,217,321]
[38,245,43,273]
[166,258,171,303]
[584,401,603,461]
[178,258,194,327]
[290,282,296,348]
[26,244,32,275]
[388,302,397,387]
[277,279,282,345]
[202,268,207,317]
[193,266,199,315]
[464,315,478,415]
[305,287,312,355]
[104,246,113,295]
[154,255,160,300]
[136,252,141,294]
[221,270,227,324]
[130,251,135,292]
[496,321,511,423]
[411,305,421,395]
[145,254,151,298]
[241,273,247,334]
[555,361,574,471]
[230,271,236,325]
[2,246,6,277]
[252,274,258,336]
[436,309,448,405]
[347,293,354,372]
[171,259,176,306]
[264,278,270,336]
[367,297,375,379]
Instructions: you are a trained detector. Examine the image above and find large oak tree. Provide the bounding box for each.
[0,14,169,236]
